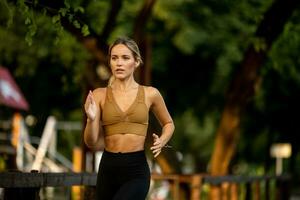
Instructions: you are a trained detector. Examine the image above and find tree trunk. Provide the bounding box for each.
[209,0,299,198]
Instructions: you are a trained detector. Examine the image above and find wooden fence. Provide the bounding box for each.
[151,173,291,200]
[0,171,291,200]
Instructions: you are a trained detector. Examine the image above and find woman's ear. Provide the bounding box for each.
[135,60,140,68]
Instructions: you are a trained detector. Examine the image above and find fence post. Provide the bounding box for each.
[245,182,251,200]
[265,178,270,200]
[190,174,202,200]
[221,182,229,200]
[170,175,180,200]
[210,185,221,200]
[276,176,290,200]
[72,147,82,200]
[253,181,261,200]
[230,183,238,200]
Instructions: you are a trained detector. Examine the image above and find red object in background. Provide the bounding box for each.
[0,66,29,111]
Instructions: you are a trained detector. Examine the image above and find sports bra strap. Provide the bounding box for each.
[105,86,113,102]
[137,86,145,103]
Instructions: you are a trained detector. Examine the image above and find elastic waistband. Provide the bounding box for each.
[104,149,145,156]
[102,149,146,163]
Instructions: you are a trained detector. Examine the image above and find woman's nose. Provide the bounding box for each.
[116,59,123,65]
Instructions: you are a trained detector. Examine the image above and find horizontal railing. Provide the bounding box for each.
[152,173,291,200]
[0,172,97,188]
[0,171,291,200]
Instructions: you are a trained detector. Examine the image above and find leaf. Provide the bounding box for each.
[52,15,61,24]
[28,24,37,37]
[25,17,31,25]
[42,8,47,15]
[73,20,80,29]
[54,36,60,45]
[59,8,68,17]
[81,24,90,36]
[64,0,70,9]
[252,37,267,52]
[68,14,74,22]
[173,25,204,54]
[25,33,33,46]
[33,0,38,7]
[74,6,84,14]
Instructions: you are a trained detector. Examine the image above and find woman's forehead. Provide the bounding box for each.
[111,44,132,55]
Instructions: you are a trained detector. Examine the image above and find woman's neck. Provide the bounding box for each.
[112,78,139,92]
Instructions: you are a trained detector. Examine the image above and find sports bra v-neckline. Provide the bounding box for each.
[102,85,149,136]
[109,85,141,115]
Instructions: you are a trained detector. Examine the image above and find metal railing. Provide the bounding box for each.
[0,171,291,200]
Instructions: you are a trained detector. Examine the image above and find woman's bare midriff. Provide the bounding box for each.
[104,133,146,153]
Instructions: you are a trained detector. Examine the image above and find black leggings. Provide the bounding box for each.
[95,150,150,200]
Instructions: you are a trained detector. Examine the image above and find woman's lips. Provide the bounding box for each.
[115,68,125,73]
[115,70,125,76]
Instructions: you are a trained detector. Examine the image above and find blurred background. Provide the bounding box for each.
[0,0,300,199]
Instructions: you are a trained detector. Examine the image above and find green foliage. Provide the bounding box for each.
[0,0,14,27]
[85,1,109,34]
[109,0,145,42]
[172,109,217,171]
[1,0,300,178]
[4,0,91,45]
[269,16,300,84]
[234,10,300,176]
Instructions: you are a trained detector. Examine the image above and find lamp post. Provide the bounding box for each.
[270,143,291,175]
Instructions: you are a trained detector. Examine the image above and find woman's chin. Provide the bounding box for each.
[115,75,128,80]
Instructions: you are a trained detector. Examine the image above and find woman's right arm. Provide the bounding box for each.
[83,88,105,149]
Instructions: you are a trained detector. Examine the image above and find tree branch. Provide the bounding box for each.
[133,0,156,42]
[99,0,122,45]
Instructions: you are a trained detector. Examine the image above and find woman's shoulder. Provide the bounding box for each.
[141,85,161,98]
[91,87,107,100]
[92,87,107,93]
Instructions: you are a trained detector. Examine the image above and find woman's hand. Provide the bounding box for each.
[84,90,98,121]
[150,133,163,158]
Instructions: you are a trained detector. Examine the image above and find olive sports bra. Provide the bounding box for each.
[101,85,149,137]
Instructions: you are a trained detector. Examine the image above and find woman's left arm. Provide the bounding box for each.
[148,87,175,157]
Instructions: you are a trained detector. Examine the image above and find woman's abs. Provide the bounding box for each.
[104,133,146,153]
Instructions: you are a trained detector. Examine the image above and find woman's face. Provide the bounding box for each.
[110,44,138,81]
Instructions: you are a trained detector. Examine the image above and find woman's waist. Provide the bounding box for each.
[104,133,146,153]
